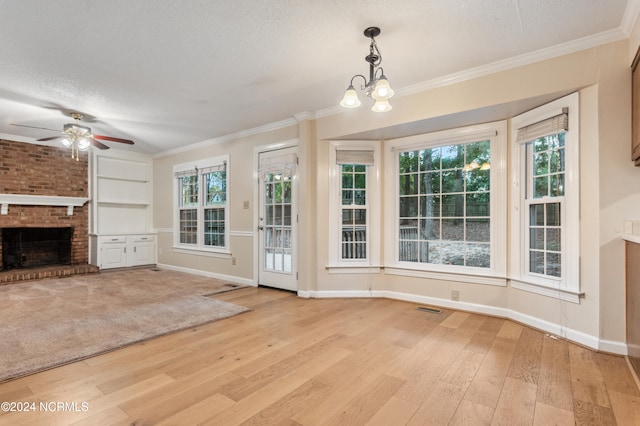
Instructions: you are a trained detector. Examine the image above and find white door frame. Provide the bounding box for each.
[253,140,299,291]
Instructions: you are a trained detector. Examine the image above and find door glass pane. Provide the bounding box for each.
[263,173,292,273]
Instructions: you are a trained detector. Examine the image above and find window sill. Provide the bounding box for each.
[509,278,582,303]
[326,264,382,274]
[384,266,507,287]
[172,246,231,258]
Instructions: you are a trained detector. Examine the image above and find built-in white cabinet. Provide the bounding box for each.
[89,149,156,269]
[96,234,156,269]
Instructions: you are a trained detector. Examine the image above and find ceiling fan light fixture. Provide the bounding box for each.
[60,137,72,148]
[77,137,91,151]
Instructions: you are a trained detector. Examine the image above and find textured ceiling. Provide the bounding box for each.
[0,0,635,154]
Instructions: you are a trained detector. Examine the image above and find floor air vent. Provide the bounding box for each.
[416,306,443,314]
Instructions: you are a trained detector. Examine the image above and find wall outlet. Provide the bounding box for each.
[451,290,460,301]
[243,200,250,209]
[231,256,236,265]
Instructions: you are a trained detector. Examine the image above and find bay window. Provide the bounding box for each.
[385,122,507,283]
[511,93,580,301]
[328,141,381,271]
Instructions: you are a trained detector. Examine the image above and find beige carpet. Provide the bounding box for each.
[0,268,249,382]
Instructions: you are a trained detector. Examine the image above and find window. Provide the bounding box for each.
[511,93,580,301]
[174,156,229,252]
[385,122,507,283]
[526,134,565,278]
[341,163,368,260]
[328,142,381,270]
[178,175,198,244]
[397,141,491,267]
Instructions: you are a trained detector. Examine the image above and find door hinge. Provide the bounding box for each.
[297,214,299,223]
[296,272,299,280]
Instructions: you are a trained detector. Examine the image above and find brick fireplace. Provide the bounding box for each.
[0,139,97,283]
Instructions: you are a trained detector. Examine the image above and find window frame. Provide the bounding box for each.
[384,121,507,285]
[327,140,381,272]
[510,93,580,302]
[173,155,230,255]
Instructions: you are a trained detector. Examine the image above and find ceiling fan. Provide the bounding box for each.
[12,112,134,160]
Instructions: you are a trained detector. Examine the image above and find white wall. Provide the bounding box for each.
[151,38,640,354]
[311,40,640,354]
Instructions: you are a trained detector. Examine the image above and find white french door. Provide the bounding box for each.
[257,147,297,291]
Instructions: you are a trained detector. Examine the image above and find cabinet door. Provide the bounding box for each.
[101,243,127,269]
[130,241,156,266]
[633,50,640,165]
[627,242,640,377]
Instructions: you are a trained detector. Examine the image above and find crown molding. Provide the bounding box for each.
[154,114,310,158]
[156,24,632,156]
[622,0,640,36]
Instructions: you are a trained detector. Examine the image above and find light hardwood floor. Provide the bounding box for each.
[1,286,639,425]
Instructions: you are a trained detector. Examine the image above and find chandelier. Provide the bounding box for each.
[340,27,395,112]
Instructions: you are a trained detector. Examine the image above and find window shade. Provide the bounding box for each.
[516,107,569,144]
[336,149,374,165]
[199,162,226,175]
[258,153,297,179]
[174,169,196,178]
[174,162,226,178]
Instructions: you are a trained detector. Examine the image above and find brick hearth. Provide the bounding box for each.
[0,264,99,285]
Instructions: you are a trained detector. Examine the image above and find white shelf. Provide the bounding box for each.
[97,201,150,207]
[97,175,150,183]
[90,150,154,267]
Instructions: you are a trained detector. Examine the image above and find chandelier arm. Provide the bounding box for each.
[349,74,369,90]
[374,67,385,80]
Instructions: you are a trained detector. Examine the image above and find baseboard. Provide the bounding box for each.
[155,263,256,287]
[626,356,640,391]
[303,289,627,355]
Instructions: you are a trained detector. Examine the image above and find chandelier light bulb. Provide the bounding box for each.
[372,99,392,112]
[340,85,361,108]
[60,137,72,148]
[371,75,394,100]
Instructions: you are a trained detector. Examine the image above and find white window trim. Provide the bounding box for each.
[327,140,381,272]
[383,121,508,283]
[172,154,230,255]
[510,92,581,302]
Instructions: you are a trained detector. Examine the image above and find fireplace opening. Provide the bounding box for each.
[1,227,73,271]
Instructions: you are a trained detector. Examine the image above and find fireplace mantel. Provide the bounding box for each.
[0,194,90,216]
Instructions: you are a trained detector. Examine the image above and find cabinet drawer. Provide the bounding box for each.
[132,235,155,243]
[101,236,127,244]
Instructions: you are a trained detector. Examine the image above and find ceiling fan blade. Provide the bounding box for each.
[37,136,64,142]
[11,124,61,132]
[93,134,134,145]
[89,138,110,150]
